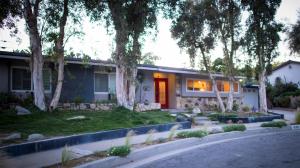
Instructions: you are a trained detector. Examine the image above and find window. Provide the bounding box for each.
[11,67,31,91]
[217,80,239,93]
[43,69,51,92]
[94,73,108,93]
[11,67,51,92]
[186,79,212,92]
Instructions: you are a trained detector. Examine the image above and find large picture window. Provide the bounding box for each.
[186,79,212,92]
[11,67,31,91]
[11,67,51,92]
[94,73,109,93]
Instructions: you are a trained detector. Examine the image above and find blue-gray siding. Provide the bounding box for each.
[60,64,95,102]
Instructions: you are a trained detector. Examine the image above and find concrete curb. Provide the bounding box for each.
[75,138,201,168]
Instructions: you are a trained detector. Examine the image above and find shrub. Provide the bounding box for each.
[232,103,239,112]
[145,129,156,145]
[176,130,208,138]
[168,124,179,141]
[241,105,250,112]
[261,121,287,128]
[295,112,300,124]
[107,145,131,157]
[273,96,290,107]
[61,145,72,166]
[208,113,238,121]
[223,124,246,132]
[74,96,83,106]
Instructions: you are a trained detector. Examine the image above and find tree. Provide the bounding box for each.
[212,58,226,73]
[242,0,283,112]
[140,52,160,65]
[171,0,226,112]
[210,0,242,111]
[85,0,167,110]
[288,11,300,54]
[45,0,82,110]
[1,0,46,110]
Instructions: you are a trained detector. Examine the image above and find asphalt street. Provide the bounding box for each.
[138,128,300,168]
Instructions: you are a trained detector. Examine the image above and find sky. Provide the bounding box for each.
[0,0,300,68]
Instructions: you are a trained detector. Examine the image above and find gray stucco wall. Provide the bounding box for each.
[0,60,9,92]
[60,64,94,103]
[180,74,242,98]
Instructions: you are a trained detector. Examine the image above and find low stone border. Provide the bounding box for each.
[217,112,284,123]
[0,121,191,157]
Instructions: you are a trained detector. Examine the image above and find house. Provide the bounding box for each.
[0,51,259,111]
[268,60,300,87]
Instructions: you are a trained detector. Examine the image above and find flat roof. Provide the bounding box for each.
[0,51,244,78]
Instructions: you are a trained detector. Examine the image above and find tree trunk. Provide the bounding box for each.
[226,76,234,111]
[23,0,46,111]
[49,0,68,111]
[49,56,64,110]
[259,69,268,113]
[209,73,226,113]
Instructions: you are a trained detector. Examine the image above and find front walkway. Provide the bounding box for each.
[3,122,265,168]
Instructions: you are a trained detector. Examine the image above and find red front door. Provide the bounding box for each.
[154,78,169,109]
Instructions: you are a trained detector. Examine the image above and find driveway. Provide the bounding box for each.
[270,108,297,123]
[137,129,300,168]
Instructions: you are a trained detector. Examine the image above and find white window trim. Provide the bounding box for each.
[10,66,52,93]
[186,78,213,93]
[216,80,240,93]
[10,66,32,92]
[94,72,115,94]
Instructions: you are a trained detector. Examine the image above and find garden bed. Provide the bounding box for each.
[208,112,284,123]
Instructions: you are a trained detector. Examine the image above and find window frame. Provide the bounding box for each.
[186,78,213,93]
[94,72,114,94]
[10,66,52,93]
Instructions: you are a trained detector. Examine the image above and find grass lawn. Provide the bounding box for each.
[0,107,175,139]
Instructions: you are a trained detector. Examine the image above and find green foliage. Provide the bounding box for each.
[273,96,290,108]
[140,52,160,65]
[295,112,300,124]
[176,130,208,138]
[107,145,131,157]
[73,96,83,106]
[261,121,287,128]
[242,0,282,72]
[168,124,179,141]
[145,129,156,145]
[0,108,175,138]
[208,113,238,121]
[288,11,300,54]
[61,145,72,166]
[223,124,246,132]
[232,103,239,112]
[241,105,250,112]
[267,77,300,108]
[125,130,135,146]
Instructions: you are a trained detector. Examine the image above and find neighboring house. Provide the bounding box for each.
[0,51,258,110]
[268,60,300,87]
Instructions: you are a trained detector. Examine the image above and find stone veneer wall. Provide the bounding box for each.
[176,96,242,112]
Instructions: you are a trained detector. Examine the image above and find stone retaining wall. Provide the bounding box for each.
[135,103,161,112]
[176,96,242,111]
[60,103,116,111]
